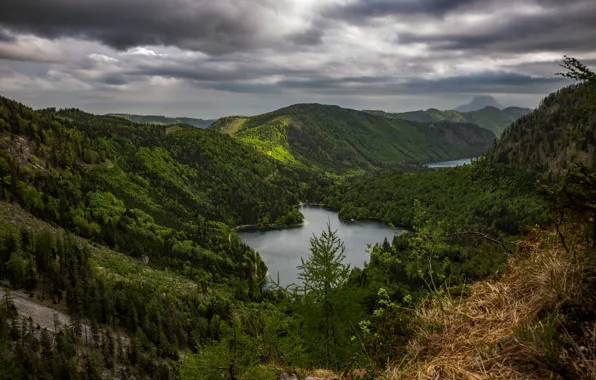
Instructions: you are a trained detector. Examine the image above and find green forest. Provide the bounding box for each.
[209,103,496,172]
[0,57,595,379]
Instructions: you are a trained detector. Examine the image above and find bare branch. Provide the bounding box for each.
[449,231,514,255]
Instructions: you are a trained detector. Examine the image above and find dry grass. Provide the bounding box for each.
[386,225,596,380]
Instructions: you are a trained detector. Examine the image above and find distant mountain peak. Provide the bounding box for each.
[454,96,504,112]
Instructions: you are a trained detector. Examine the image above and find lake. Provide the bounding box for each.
[239,205,402,287]
[426,157,474,168]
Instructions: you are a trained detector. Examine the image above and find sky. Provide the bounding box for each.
[0,0,595,119]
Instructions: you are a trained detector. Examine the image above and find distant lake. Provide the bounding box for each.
[239,205,402,287]
[426,157,474,168]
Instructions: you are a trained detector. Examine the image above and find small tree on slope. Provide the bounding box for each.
[298,223,351,369]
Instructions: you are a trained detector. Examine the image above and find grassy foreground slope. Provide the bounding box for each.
[384,61,596,380]
[210,103,496,172]
[387,222,595,379]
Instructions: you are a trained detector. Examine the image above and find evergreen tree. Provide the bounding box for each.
[6,252,25,288]
[297,223,352,369]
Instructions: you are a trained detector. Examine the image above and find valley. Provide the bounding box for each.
[0,57,594,380]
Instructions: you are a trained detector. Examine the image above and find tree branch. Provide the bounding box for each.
[449,231,514,255]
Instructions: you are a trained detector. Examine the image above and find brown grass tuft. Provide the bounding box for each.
[386,224,596,379]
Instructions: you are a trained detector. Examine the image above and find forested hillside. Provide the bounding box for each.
[383,57,596,380]
[109,113,215,128]
[326,165,545,236]
[1,58,594,380]
[0,93,526,379]
[366,105,531,136]
[210,103,496,172]
[486,82,596,176]
[0,96,335,377]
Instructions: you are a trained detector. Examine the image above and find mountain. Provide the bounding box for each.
[366,105,531,137]
[1,61,594,380]
[366,108,468,123]
[0,95,343,293]
[454,95,504,112]
[108,113,216,128]
[385,67,596,380]
[463,106,519,136]
[486,84,596,176]
[502,106,532,119]
[0,94,337,377]
[209,103,496,172]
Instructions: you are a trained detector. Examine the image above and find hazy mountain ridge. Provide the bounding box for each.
[108,113,216,128]
[366,105,532,136]
[210,103,496,172]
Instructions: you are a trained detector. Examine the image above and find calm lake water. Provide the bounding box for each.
[239,205,402,287]
[426,157,474,168]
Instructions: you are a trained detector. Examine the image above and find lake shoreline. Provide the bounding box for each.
[425,156,476,168]
[238,205,401,287]
[235,222,304,231]
[235,202,335,231]
[236,203,401,231]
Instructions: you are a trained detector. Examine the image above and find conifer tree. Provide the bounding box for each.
[297,223,351,369]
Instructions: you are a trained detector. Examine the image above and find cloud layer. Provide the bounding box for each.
[0,0,593,117]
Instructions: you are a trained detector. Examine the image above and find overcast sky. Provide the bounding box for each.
[0,0,595,118]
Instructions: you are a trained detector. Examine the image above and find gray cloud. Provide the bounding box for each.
[96,73,128,86]
[327,0,480,20]
[0,29,14,42]
[399,72,567,95]
[287,29,325,47]
[0,0,593,118]
[397,1,596,54]
[0,0,299,55]
[130,61,269,83]
[279,72,567,95]
[0,45,60,63]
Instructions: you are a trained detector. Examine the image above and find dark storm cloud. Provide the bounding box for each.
[0,0,292,55]
[279,76,394,90]
[287,29,325,47]
[131,64,270,83]
[398,1,596,54]
[279,72,566,95]
[327,0,480,20]
[0,0,591,115]
[203,82,283,94]
[131,64,259,83]
[127,55,319,84]
[0,30,14,42]
[399,72,566,94]
[96,73,128,86]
